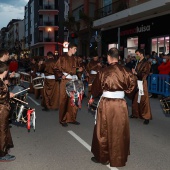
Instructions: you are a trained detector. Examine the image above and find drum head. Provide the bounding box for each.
[9,85,26,95]
[66,80,84,96]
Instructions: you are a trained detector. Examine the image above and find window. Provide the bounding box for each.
[103,0,112,6]
[151,36,169,55]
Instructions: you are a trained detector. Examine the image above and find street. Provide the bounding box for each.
[1,86,170,170]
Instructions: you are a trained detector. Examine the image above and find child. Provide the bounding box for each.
[0,62,15,162]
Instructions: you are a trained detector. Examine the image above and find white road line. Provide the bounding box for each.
[68,130,119,170]
[27,96,40,105]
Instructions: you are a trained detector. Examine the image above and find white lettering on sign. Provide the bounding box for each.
[120,24,151,36]
[137,25,150,33]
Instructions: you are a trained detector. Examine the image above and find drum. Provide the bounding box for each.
[19,72,31,83]
[88,96,100,114]
[9,72,20,85]
[32,77,44,89]
[12,104,36,131]
[9,85,29,120]
[9,85,28,101]
[160,96,170,114]
[66,80,84,108]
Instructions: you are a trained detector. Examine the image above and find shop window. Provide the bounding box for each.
[126,37,138,56]
[151,36,169,55]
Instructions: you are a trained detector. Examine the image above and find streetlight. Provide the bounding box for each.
[48,28,51,38]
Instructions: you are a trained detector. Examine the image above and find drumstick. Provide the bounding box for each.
[165,81,170,86]
[14,88,30,96]
[13,98,28,105]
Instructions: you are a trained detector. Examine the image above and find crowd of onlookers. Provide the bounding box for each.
[124,51,170,75]
[124,51,170,98]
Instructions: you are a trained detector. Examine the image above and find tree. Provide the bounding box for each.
[79,11,94,56]
[64,11,94,56]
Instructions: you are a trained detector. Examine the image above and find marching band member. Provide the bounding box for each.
[130,49,152,125]
[0,62,15,162]
[54,43,83,127]
[39,51,59,111]
[86,51,103,99]
[29,58,37,94]
[90,48,137,167]
[0,49,15,86]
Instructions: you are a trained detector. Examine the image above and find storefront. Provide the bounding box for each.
[101,14,170,58]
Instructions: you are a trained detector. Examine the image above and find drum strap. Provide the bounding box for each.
[63,72,78,80]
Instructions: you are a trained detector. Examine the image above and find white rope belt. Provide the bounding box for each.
[45,75,55,79]
[94,91,125,124]
[63,72,78,80]
[90,70,97,74]
[102,91,125,98]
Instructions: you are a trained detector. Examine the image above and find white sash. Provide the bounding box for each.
[90,70,97,74]
[63,72,78,80]
[95,91,125,124]
[45,75,55,79]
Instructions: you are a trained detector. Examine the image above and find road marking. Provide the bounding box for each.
[28,96,40,105]
[68,130,119,170]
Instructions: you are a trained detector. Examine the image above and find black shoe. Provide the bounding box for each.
[91,157,109,165]
[129,115,138,118]
[8,119,12,124]
[91,157,99,163]
[61,123,68,127]
[143,119,149,125]
[42,108,49,111]
[68,121,80,125]
[0,154,16,162]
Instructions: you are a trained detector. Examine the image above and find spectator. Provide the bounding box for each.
[125,55,136,70]
[9,56,18,72]
[158,54,170,75]
[149,57,159,98]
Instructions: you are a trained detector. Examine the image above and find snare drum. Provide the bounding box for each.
[9,85,28,100]
[160,96,170,114]
[19,72,31,83]
[12,104,36,131]
[9,72,20,85]
[32,77,44,89]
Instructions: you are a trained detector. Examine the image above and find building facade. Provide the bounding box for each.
[25,0,65,57]
[0,19,24,56]
[93,0,170,58]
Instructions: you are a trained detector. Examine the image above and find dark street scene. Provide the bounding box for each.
[0,0,170,170]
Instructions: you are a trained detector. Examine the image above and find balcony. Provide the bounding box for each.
[95,0,150,20]
[44,38,51,42]
[93,0,170,29]
[39,21,54,26]
[38,4,59,14]
[39,4,57,10]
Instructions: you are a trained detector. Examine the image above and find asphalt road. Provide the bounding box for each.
[1,84,170,170]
